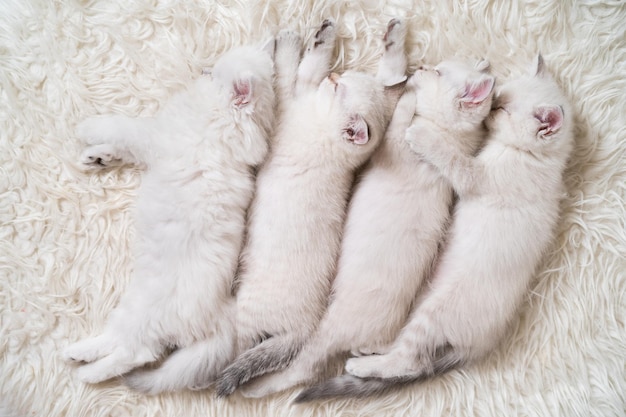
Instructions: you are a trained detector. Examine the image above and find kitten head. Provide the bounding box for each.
[209,44,276,165]
[211,44,275,120]
[313,70,393,161]
[487,54,573,160]
[410,59,495,131]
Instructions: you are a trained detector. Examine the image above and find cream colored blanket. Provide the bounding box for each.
[1,1,624,416]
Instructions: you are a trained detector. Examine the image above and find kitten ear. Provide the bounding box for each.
[232,76,255,108]
[534,105,564,137]
[533,53,546,77]
[474,59,490,73]
[261,36,276,59]
[460,76,495,106]
[343,114,369,145]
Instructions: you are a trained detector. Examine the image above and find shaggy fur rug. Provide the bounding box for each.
[1,0,624,416]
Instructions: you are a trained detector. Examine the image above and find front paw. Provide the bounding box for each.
[276,30,302,55]
[404,123,435,155]
[80,144,125,171]
[383,18,406,52]
[311,19,336,51]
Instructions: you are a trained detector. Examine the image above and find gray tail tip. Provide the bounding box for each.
[214,376,237,397]
[293,375,394,402]
[293,388,319,403]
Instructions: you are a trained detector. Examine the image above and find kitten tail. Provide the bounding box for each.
[295,349,463,402]
[123,335,235,395]
[215,333,303,396]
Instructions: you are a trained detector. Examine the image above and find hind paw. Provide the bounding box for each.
[345,355,388,378]
[80,144,126,170]
[63,336,111,363]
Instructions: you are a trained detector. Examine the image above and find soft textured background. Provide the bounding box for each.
[1,0,624,416]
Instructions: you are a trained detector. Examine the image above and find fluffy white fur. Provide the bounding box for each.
[215,19,403,396]
[241,46,496,398]
[1,1,624,416]
[343,54,574,384]
[61,44,275,393]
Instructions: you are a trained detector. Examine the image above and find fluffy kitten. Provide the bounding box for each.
[239,29,496,399]
[298,55,573,400]
[62,43,276,394]
[214,19,403,397]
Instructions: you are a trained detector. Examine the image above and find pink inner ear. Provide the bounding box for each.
[535,105,563,135]
[233,79,252,107]
[461,76,495,105]
[352,129,368,145]
[346,115,369,145]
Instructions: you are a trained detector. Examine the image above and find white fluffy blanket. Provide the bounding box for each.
[1,1,624,416]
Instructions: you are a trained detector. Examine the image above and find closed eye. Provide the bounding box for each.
[328,73,340,91]
[497,107,510,114]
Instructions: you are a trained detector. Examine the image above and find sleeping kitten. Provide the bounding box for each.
[239,32,496,398]
[297,54,573,400]
[62,42,276,394]
[213,19,404,397]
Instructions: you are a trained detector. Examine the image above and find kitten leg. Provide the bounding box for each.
[215,332,305,396]
[64,325,164,384]
[124,332,236,394]
[376,18,408,86]
[76,115,155,169]
[296,19,337,94]
[345,301,455,380]
[62,333,116,363]
[73,343,163,384]
[239,324,347,398]
[238,359,310,398]
[238,337,329,398]
[405,122,484,197]
[345,350,422,379]
[350,340,393,357]
[274,30,302,106]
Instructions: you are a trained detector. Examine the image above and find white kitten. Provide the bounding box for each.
[62,43,276,394]
[214,20,403,397]
[241,43,496,398]
[299,55,573,400]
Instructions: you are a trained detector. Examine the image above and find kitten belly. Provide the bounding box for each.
[125,171,247,343]
[431,199,556,350]
[236,169,348,339]
[327,164,452,348]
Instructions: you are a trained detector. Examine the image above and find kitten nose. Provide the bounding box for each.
[328,72,340,84]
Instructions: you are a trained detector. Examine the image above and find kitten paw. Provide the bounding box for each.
[123,369,177,395]
[239,380,275,399]
[350,344,390,357]
[377,18,408,86]
[74,363,117,384]
[63,336,111,363]
[383,18,405,51]
[404,123,432,155]
[276,30,302,53]
[80,144,125,170]
[312,19,336,50]
[345,356,387,378]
